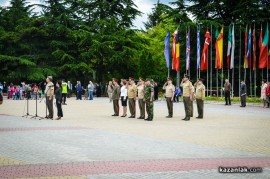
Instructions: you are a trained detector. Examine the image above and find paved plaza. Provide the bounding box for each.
[0,97,270,178]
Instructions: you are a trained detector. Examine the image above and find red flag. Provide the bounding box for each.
[200,30,211,70]
[252,26,256,70]
[259,24,269,69]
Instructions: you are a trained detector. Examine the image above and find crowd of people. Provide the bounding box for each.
[0,76,269,120]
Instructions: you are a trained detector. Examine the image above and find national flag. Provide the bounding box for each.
[244,26,252,68]
[252,26,256,70]
[215,27,223,69]
[230,24,235,69]
[259,24,269,69]
[227,25,232,69]
[200,29,211,71]
[197,26,200,69]
[172,29,180,71]
[243,26,248,68]
[186,28,190,71]
[164,30,170,69]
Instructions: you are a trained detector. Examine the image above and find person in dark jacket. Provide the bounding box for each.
[55,81,63,120]
[240,80,247,107]
[76,81,82,100]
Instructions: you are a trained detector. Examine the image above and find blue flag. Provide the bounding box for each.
[164,30,170,69]
[246,26,252,68]
[197,26,200,69]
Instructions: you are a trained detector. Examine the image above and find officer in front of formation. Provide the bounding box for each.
[180,74,193,121]
[194,78,205,119]
[144,78,154,121]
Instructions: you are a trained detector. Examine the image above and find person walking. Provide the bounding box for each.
[180,74,193,121]
[137,78,145,119]
[261,79,268,108]
[61,80,68,105]
[127,77,137,118]
[120,80,128,117]
[144,78,154,121]
[55,81,63,120]
[76,81,82,100]
[112,79,120,116]
[107,81,113,102]
[224,79,231,105]
[240,80,247,107]
[67,81,72,98]
[163,77,175,118]
[45,76,54,119]
[88,81,94,100]
[194,78,205,119]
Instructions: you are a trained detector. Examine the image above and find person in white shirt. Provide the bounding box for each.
[120,80,128,117]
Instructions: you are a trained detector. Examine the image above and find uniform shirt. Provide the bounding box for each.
[128,84,137,98]
[195,83,205,100]
[120,85,127,97]
[137,85,144,99]
[224,82,231,92]
[144,85,153,101]
[181,80,192,97]
[45,82,54,97]
[165,84,175,98]
[112,84,120,100]
[62,82,68,94]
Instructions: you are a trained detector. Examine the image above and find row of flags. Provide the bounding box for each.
[164,24,270,72]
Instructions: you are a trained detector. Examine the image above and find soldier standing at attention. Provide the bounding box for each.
[45,76,54,119]
[61,80,68,105]
[112,79,120,116]
[163,77,175,118]
[194,78,205,119]
[137,78,145,119]
[224,79,231,105]
[127,77,137,118]
[180,75,193,121]
[144,78,154,121]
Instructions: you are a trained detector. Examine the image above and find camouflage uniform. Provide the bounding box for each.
[144,82,154,121]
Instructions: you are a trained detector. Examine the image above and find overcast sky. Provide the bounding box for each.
[0,0,172,29]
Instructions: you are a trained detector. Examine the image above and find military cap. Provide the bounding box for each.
[145,78,151,81]
[167,77,172,81]
[184,74,189,79]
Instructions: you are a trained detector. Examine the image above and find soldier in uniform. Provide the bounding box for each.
[194,78,205,119]
[137,78,145,119]
[144,78,154,121]
[240,80,247,107]
[127,77,137,118]
[61,80,68,105]
[45,76,54,119]
[180,74,193,121]
[163,77,175,118]
[111,79,120,116]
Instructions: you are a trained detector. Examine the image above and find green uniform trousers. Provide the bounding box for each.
[46,96,54,118]
[196,99,204,118]
[190,100,193,117]
[146,100,153,120]
[138,99,145,118]
[166,97,173,116]
[183,96,191,118]
[113,99,119,115]
[128,98,136,116]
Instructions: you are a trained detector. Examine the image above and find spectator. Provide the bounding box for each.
[261,79,268,108]
[76,81,82,100]
[88,81,94,100]
[266,81,270,108]
[174,87,182,102]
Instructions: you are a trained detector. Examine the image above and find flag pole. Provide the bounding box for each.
[210,24,213,96]
[232,23,235,97]
[221,25,224,98]
[239,25,242,97]
[216,69,219,97]
[250,65,252,96]
[188,26,191,78]
[196,25,198,80]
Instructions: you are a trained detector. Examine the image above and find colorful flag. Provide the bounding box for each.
[164,30,170,69]
[259,24,269,69]
[172,29,180,71]
[227,25,232,69]
[252,26,256,70]
[215,27,223,69]
[245,26,252,68]
[200,29,211,71]
[230,24,235,69]
[197,26,200,69]
[243,26,248,68]
[186,28,190,71]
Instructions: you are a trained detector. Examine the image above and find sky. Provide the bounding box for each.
[0,0,172,29]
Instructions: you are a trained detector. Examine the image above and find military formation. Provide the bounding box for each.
[110,75,205,121]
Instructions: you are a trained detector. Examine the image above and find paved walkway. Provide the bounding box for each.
[0,97,269,178]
